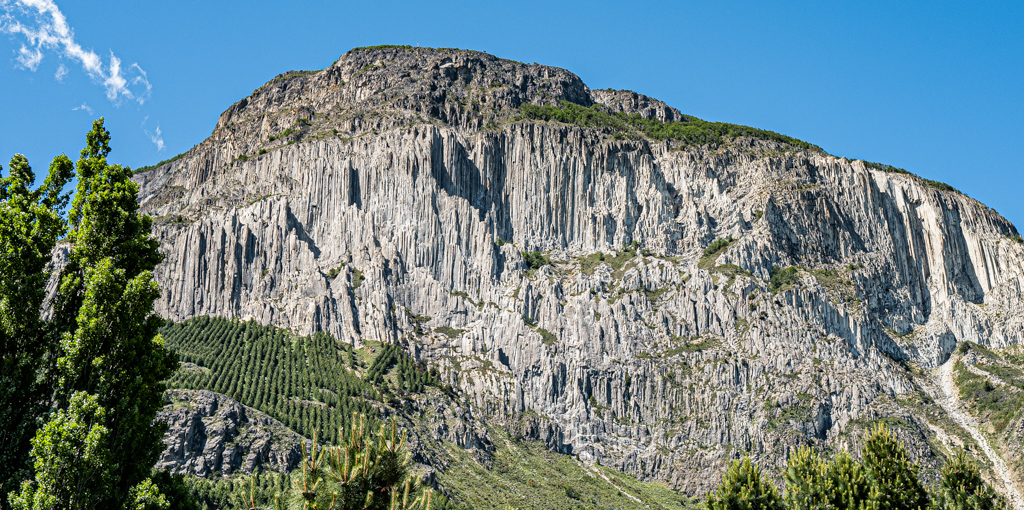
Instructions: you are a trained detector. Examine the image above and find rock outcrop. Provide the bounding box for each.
[136,46,1024,494]
[157,389,307,476]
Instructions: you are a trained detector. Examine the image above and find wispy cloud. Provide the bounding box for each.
[72,102,92,114]
[53,61,65,80]
[16,42,40,69]
[147,125,165,151]
[0,0,151,104]
[142,116,164,151]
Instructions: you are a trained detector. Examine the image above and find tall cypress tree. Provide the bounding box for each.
[0,152,75,505]
[10,119,177,510]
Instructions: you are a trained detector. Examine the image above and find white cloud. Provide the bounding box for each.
[54,61,65,80]
[103,52,127,101]
[147,125,165,151]
[131,63,151,99]
[16,43,41,69]
[142,116,164,152]
[72,102,92,114]
[0,0,151,104]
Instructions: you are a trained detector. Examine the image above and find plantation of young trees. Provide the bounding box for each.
[162,317,440,444]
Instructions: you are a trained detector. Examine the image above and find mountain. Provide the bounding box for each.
[134,46,1024,505]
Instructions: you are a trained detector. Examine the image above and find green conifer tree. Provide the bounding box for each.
[705,457,784,510]
[933,450,1005,510]
[0,152,74,504]
[279,415,434,510]
[783,446,829,510]
[824,450,871,510]
[861,423,929,510]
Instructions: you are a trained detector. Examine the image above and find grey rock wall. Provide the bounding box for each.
[156,389,307,476]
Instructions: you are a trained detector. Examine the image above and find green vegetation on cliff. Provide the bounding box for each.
[437,430,695,510]
[162,316,439,445]
[161,316,702,510]
[521,100,823,151]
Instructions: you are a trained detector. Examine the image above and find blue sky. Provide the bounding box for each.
[2,1,1022,226]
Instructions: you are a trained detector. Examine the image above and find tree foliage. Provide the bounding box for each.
[705,457,784,510]
[703,237,735,258]
[278,415,434,510]
[521,100,823,151]
[823,451,871,510]
[711,424,1004,510]
[769,267,801,294]
[782,446,828,510]
[6,119,177,510]
[933,450,1004,510]
[175,471,287,510]
[861,423,929,510]
[520,250,551,271]
[0,151,74,500]
[162,317,440,445]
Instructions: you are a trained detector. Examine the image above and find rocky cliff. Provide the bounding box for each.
[156,389,307,476]
[136,46,1024,496]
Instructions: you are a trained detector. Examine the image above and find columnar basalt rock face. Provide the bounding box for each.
[137,46,1024,493]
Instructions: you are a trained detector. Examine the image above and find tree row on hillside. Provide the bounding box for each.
[162,317,440,445]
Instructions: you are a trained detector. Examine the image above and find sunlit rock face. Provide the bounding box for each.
[136,46,1024,492]
[156,389,307,476]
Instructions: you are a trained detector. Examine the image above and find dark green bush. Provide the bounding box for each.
[435,326,465,338]
[863,161,962,195]
[326,262,347,279]
[537,328,557,346]
[522,250,551,270]
[134,149,190,173]
[770,266,801,293]
[956,363,1023,433]
[704,236,736,257]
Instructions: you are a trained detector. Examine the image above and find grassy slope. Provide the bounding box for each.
[438,430,695,510]
[953,343,1024,478]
